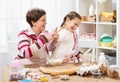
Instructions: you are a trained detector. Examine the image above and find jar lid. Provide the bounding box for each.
[100,33,113,42]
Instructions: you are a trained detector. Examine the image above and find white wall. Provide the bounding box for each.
[0,41,18,80]
[31,0,77,32]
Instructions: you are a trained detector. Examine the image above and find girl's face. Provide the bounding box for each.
[66,17,81,30]
[33,15,47,34]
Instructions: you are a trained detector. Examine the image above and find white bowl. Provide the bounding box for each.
[47,58,63,66]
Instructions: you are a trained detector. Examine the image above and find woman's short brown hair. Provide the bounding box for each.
[26,8,46,27]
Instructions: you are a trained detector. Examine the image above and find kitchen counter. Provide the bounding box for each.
[1,64,120,82]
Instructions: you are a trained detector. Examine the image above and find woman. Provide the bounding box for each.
[51,11,83,63]
[12,8,59,66]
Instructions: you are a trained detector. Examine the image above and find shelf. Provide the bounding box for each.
[81,21,116,25]
[78,39,96,48]
[81,21,96,24]
[77,0,120,66]
[97,46,116,50]
[97,22,116,25]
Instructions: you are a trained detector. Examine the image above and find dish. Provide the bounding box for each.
[47,58,63,66]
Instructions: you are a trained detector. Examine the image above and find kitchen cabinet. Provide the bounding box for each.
[76,0,120,66]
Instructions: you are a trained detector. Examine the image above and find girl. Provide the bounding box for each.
[51,11,83,63]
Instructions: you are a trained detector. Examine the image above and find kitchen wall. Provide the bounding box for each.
[0,41,18,80]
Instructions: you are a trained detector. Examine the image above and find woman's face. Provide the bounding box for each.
[66,17,81,30]
[33,15,47,34]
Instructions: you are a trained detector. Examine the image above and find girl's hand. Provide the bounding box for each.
[76,53,83,59]
[77,54,89,63]
[62,54,72,63]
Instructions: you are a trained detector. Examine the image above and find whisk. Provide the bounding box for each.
[56,24,67,33]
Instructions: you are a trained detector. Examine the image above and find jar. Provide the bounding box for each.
[98,52,107,66]
[89,4,95,16]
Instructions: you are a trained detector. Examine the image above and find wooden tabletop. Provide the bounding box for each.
[1,65,120,82]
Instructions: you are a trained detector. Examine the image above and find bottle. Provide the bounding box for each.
[89,4,95,16]
[98,52,107,66]
[89,4,96,22]
[112,10,116,23]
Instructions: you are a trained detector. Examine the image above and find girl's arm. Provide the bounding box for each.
[69,32,82,56]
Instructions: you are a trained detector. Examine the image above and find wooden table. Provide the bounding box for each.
[1,65,120,82]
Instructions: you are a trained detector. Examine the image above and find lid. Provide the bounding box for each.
[100,33,113,42]
[101,38,113,42]
[100,52,105,57]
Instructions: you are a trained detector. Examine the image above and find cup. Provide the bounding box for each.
[81,16,87,21]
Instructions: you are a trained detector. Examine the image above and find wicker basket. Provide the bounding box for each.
[100,42,112,47]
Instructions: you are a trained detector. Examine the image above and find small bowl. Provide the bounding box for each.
[92,71,101,78]
[47,58,63,66]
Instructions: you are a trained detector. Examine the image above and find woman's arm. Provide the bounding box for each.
[17,33,49,58]
[47,28,59,51]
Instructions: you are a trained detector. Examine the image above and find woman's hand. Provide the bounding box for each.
[44,33,54,42]
[44,32,59,42]
[53,33,59,41]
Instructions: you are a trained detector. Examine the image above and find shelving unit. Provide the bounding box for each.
[77,0,120,66]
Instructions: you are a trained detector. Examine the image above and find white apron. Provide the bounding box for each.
[52,29,74,59]
[13,45,48,66]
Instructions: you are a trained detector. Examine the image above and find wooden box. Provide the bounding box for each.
[100,12,113,22]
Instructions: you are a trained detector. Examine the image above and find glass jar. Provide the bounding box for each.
[98,52,107,66]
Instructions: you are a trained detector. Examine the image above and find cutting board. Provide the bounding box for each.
[39,63,82,76]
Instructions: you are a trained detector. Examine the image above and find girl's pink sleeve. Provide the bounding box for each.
[69,32,82,56]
